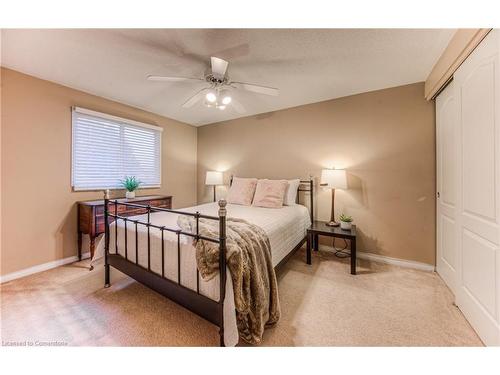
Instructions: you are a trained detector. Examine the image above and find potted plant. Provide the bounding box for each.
[120,176,141,199]
[339,213,353,230]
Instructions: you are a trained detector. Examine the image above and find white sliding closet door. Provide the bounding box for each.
[436,81,458,294]
[454,29,500,346]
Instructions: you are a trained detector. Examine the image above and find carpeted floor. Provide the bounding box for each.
[0,248,483,346]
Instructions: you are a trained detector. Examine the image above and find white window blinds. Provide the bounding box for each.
[72,107,162,191]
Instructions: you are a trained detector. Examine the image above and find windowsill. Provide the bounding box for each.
[72,186,161,193]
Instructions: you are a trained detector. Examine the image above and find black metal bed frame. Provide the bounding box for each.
[103,178,313,346]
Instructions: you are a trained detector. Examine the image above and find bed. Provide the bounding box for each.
[95,179,313,346]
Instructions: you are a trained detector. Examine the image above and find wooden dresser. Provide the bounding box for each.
[77,195,172,261]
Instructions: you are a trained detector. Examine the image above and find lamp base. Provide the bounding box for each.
[326,221,340,227]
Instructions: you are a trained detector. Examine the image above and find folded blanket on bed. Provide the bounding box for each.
[177,215,280,345]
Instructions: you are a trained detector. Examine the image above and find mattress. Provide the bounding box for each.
[93,201,311,345]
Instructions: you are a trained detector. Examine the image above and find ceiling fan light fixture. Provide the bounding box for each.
[148,56,275,113]
[204,95,216,107]
[219,89,232,105]
[206,91,217,103]
[221,95,232,105]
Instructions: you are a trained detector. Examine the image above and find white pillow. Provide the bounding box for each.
[283,179,301,205]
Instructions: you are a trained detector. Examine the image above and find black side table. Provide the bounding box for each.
[306,221,357,275]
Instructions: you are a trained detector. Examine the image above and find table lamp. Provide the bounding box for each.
[205,171,223,202]
[320,168,347,226]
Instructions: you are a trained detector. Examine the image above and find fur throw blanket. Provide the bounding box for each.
[177,215,280,345]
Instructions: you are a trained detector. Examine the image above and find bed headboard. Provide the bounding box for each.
[228,175,314,222]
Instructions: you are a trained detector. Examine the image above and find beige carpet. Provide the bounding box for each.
[0,248,483,346]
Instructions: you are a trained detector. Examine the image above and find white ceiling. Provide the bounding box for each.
[1,29,454,126]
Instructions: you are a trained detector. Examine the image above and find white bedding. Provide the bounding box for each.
[93,202,311,346]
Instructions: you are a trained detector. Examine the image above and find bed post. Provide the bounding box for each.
[104,189,110,288]
[218,199,227,347]
[309,177,314,222]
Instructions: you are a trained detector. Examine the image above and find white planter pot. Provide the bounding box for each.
[340,221,352,230]
[125,191,136,199]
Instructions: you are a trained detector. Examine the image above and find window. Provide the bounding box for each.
[72,107,162,191]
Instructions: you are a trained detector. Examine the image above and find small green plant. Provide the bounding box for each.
[339,213,353,223]
[120,176,142,192]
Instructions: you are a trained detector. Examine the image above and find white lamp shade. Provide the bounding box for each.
[205,171,223,186]
[320,169,347,189]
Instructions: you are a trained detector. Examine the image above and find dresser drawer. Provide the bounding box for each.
[96,203,127,215]
[96,198,171,214]
[95,215,111,234]
[149,198,172,207]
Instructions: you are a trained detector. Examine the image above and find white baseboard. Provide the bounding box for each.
[0,252,90,284]
[318,244,435,272]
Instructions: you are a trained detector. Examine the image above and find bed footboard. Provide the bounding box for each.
[103,190,227,346]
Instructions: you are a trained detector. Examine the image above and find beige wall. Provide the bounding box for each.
[1,68,198,276]
[197,82,436,265]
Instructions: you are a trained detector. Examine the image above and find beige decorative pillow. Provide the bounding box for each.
[226,177,258,206]
[252,179,289,208]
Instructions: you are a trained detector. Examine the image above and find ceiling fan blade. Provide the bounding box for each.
[231,82,279,96]
[211,57,229,79]
[182,88,210,108]
[147,75,204,83]
[231,98,246,114]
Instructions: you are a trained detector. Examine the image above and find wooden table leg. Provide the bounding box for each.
[313,233,319,251]
[89,236,95,271]
[351,237,357,275]
[306,232,312,265]
[78,231,82,261]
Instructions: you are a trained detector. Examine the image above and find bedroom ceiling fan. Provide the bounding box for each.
[147,56,279,113]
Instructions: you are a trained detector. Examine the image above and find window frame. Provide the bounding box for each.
[71,106,163,192]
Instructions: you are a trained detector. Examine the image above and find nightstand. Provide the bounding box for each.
[306,221,357,275]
